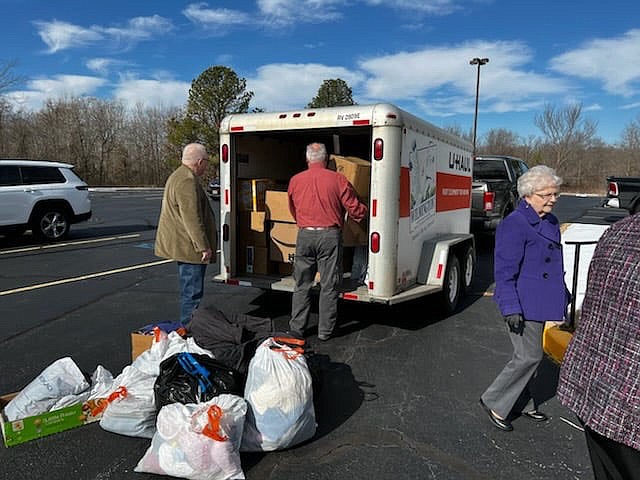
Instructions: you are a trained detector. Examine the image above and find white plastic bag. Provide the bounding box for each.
[50,365,114,411]
[99,366,157,438]
[135,394,247,480]
[132,330,213,377]
[4,357,89,421]
[241,338,316,452]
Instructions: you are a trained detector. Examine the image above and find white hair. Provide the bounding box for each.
[517,165,562,198]
[306,142,327,163]
[181,143,207,166]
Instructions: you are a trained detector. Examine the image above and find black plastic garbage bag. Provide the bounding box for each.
[154,352,244,410]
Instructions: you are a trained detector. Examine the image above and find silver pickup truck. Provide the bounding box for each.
[471,155,529,231]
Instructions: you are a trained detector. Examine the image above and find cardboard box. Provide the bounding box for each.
[1,392,105,447]
[265,190,295,222]
[238,178,277,211]
[238,211,268,247]
[239,244,269,274]
[329,154,371,200]
[131,331,154,361]
[343,218,369,247]
[269,221,298,263]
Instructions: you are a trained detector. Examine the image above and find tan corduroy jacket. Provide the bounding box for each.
[155,165,217,264]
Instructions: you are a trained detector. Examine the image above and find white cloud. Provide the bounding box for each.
[257,0,344,26]
[358,40,569,115]
[113,77,189,108]
[621,101,640,110]
[364,0,462,15]
[182,3,251,27]
[6,75,106,110]
[86,58,131,76]
[99,15,173,42]
[550,29,640,97]
[247,63,365,111]
[34,15,172,53]
[34,20,103,53]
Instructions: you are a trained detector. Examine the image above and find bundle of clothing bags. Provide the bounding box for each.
[3,305,318,480]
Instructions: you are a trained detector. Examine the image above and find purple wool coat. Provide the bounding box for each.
[494,199,570,322]
[557,214,640,451]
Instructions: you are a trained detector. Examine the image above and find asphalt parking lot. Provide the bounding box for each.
[0,191,625,480]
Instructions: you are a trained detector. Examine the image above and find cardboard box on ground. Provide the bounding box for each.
[1,392,104,447]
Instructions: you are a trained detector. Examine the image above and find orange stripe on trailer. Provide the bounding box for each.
[353,119,370,125]
[342,292,359,300]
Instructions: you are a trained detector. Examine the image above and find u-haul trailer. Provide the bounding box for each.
[214,103,475,312]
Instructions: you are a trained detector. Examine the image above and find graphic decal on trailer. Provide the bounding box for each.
[409,138,437,235]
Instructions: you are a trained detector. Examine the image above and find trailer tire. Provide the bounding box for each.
[438,255,461,314]
[460,245,475,294]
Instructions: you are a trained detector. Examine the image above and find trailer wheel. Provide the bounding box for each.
[460,245,475,294]
[439,255,461,314]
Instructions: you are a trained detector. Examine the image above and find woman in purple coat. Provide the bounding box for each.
[480,165,569,431]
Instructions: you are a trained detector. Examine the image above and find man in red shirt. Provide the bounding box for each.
[288,142,368,341]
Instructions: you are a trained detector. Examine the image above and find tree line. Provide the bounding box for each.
[1,61,639,192]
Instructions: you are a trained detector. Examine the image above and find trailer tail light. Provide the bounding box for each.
[223,224,229,242]
[483,191,495,211]
[373,138,383,160]
[224,189,229,206]
[608,181,619,196]
[368,281,374,290]
[370,232,380,253]
[221,144,229,163]
[342,293,359,300]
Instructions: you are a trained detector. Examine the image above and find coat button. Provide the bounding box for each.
[548,244,553,249]
[543,273,549,279]
[545,257,551,263]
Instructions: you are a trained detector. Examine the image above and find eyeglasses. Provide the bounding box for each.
[534,191,561,200]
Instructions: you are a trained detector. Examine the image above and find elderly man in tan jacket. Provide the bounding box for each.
[155,143,217,324]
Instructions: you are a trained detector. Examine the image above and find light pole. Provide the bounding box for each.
[470,57,489,156]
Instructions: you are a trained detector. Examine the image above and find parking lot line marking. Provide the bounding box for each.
[0,234,141,255]
[0,259,172,296]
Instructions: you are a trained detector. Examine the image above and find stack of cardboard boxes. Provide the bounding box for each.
[237,155,371,276]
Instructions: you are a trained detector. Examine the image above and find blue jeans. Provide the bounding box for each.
[177,262,207,324]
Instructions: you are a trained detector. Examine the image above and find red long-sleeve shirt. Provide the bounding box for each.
[288,162,367,228]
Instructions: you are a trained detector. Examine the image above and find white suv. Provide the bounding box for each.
[0,160,92,241]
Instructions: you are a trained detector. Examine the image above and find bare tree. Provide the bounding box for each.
[481,128,521,156]
[534,103,598,176]
[0,59,23,94]
[619,114,640,176]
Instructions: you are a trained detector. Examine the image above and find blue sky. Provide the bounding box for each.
[2,0,640,144]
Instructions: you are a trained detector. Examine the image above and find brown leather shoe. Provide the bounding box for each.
[479,399,513,431]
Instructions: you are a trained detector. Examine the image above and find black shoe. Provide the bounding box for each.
[522,410,548,422]
[317,333,331,341]
[479,399,513,431]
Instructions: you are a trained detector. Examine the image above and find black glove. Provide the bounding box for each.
[504,314,524,334]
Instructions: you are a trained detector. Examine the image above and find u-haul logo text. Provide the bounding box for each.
[448,152,471,172]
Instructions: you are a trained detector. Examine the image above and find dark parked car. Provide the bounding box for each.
[605,176,640,214]
[471,155,529,231]
[207,178,220,199]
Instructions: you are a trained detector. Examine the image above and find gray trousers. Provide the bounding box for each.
[290,228,342,337]
[481,320,545,419]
